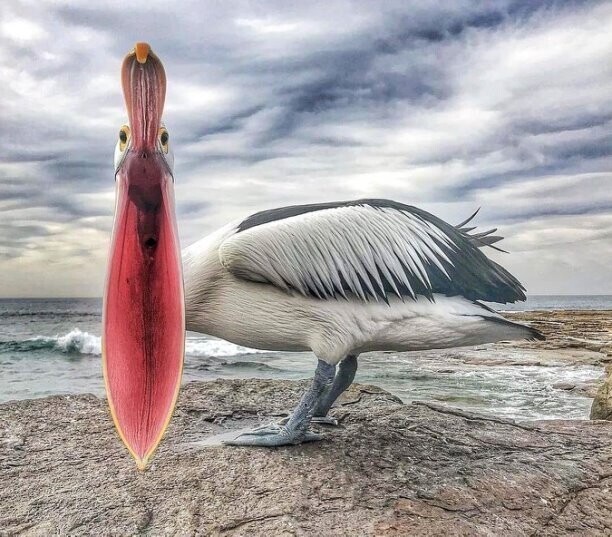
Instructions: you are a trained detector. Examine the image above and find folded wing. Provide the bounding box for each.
[219,199,525,304]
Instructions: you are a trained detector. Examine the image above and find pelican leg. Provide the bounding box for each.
[224,359,336,447]
[312,354,358,424]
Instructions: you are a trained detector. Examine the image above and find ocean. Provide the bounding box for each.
[1,295,609,419]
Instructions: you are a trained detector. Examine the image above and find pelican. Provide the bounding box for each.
[106,44,542,466]
[103,43,184,470]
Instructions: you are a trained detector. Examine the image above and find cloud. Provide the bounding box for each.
[0,0,611,296]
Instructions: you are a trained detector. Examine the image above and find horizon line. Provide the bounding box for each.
[1,294,612,300]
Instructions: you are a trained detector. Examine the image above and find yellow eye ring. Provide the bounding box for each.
[159,128,169,154]
[118,125,130,152]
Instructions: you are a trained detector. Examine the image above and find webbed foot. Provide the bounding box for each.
[223,422,321,447]
[222,359,337,448]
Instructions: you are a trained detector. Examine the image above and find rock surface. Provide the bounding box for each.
[591,365,612,421]
[505,310,612,358]
[1,379,611,536]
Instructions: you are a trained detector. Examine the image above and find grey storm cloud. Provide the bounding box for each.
[0,0,611,296]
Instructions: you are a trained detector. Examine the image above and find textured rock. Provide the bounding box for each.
[553,382,577,391]
[1,379,611,536]
[591,365,612,421]
[505,310,612,359]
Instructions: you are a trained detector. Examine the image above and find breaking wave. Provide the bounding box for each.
[0,329,267,358]
[0,329,102,356]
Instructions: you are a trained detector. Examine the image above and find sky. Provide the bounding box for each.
[0,0,611,298]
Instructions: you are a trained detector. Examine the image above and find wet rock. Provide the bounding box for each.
[506,310,612,420]
[552,382,576,391]
[591,365,612,421]
[573,381,600,399]
[551,380,600,399]
[1,379,611,536]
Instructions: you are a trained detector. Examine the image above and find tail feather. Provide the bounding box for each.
[482,315,545,342]
[455,211,509,253]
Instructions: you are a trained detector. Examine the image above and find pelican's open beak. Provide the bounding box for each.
[102,43,184,470]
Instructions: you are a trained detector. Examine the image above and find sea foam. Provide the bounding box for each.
[7,329,266,358]
[54,329,101,355]
[185,338,267,357]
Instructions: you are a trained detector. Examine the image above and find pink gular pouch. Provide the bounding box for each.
[102,43,185,470]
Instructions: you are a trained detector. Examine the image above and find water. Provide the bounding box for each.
[0,296,608,419]
[495,295,612,311]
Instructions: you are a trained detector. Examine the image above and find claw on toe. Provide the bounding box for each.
[279,415,338,427]
[311,416,339,426]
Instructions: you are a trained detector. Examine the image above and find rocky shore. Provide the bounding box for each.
[505,310,612,419]
[2,378,612,536]
[1,309,612,535]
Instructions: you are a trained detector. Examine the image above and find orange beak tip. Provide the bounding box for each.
[135,42,151,64]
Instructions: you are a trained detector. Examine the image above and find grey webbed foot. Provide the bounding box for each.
[223,422,321,447]
[223,359,337,448]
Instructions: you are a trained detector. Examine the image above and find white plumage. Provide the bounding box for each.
[182,199,541,446]
[183,200,540,364]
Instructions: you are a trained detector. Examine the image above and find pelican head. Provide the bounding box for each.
[103,43,185,470]
[113,43,174,179]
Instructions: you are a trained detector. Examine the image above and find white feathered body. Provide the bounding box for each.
[183,203,539,365]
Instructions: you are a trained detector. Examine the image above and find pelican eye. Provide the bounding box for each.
[159,128,169,153]
[118,125,130,151]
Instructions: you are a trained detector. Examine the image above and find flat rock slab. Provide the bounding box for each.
[1,379,611,536]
